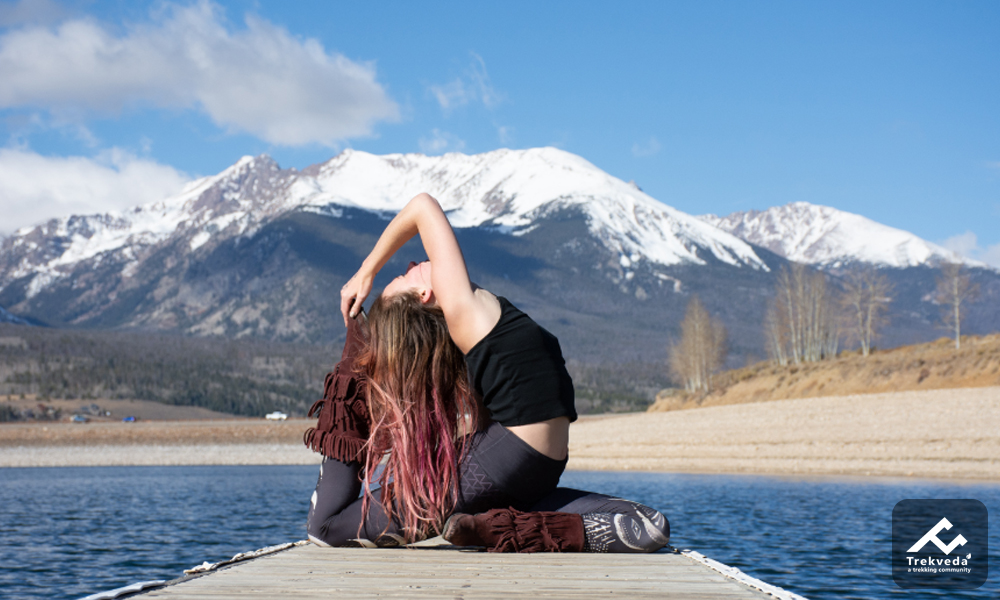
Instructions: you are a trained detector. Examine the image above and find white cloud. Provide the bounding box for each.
[940,231,1000,270]
[986,161,1000,170]
[632,136,661,157]
[940,231,978,256]
[0,147,191,234]
[428,52,503,112]
[418,129,465,155]
[984,245,1000,268]
[0,1,398,146]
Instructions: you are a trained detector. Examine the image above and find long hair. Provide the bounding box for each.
[360,291,479,541]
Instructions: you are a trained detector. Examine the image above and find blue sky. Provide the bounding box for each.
[1,0,998,266]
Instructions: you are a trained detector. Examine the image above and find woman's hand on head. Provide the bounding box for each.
[340,270,374,325]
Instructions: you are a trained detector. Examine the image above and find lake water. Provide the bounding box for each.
[0,465,997,600]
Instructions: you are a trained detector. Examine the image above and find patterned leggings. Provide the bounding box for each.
[306,422,669,553]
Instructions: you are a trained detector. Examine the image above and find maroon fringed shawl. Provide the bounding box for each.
[303,318,370,464]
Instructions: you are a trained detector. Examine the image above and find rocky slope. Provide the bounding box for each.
[0,148,780,365]
[1,149,997,371]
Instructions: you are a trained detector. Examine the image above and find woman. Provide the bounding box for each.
[305,192,669,553]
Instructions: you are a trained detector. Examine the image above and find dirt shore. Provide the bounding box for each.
[0,419,318,467]
[572,386,1000,480]
[3,387,998,481]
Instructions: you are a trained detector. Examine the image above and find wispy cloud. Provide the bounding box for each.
[986,246,1000,268]
[418,129,465,155]
[4,109,101,151]
[632,136,661,157]
[939,230,1000,270]
[468,53,502,109]
[0,147,191,234]
[428,52,503,113]
[496,125,512,145]
[429,79,470,111]
[0,1,398,146]
[985,160,1000,170]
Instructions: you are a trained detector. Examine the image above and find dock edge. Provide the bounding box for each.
[682,549,810,600]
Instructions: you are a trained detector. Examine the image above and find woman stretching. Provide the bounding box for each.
[304,192,669,553]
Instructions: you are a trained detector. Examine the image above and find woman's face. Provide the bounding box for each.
[383,260,433,298]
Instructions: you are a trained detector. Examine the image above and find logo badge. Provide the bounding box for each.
[907,517,967,554]
[892,499,988,589]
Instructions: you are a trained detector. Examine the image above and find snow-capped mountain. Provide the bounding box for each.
[0,154,298,298]
[0,148,782,361]
[700,202,974,269]
[295,148,766,270]
[0,147,765,303]
[2,150,996,363]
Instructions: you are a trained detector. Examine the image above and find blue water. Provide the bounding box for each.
[0,466,997,600]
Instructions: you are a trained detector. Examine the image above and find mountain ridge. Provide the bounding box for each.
[1,148,997,373]
[701,201,981,269]
[2,147,769,306]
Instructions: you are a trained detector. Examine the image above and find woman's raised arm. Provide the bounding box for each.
[340,193,496,350]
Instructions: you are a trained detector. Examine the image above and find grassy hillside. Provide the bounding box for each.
[650,333,1000,411]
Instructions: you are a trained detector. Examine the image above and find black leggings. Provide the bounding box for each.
[306,422,669,553]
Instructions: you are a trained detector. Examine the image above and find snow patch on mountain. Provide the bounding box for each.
[299,147,767,270]
[701,202,979,269]
[1,155,298,297]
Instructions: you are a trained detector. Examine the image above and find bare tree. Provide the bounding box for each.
[764,301,789,366]
[669,295,727,392]
[765,263,839,365]
[936,262,979,349]
[840,266,893,356]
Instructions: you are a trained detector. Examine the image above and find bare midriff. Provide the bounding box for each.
[506,416,571,461]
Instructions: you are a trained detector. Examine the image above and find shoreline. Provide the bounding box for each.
[2,386,998,481]
[3,445,998,486]
[568,386,1000,482]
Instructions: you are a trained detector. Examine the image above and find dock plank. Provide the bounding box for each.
[139,545,778,599]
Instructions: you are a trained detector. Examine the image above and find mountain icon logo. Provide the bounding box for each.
[907,518,968,555]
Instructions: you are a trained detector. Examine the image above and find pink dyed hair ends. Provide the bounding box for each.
[360,291,480,541]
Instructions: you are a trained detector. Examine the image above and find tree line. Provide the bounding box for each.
[0,323,666,420]
[669,262,978,392]
[0,325,337,419]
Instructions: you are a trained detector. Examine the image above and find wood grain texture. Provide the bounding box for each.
[139,545,774,599]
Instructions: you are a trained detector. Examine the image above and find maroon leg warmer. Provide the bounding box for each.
[303,315,370,464]
[443,508,585,553]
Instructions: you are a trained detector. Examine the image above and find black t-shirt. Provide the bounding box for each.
[464,297,577,426]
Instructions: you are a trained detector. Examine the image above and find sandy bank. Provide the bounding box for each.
[2,387,998,481]
[572,386,1000,480]
[1,444,318,467]
[0,419,318,467]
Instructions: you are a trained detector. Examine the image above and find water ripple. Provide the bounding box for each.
[1,466,997,599]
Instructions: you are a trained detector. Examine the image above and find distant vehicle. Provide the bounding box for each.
[122,416,137,422]
[71,415,89,423]
[265,411,288,421]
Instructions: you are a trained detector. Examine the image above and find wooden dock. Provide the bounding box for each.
[124,542,806,600]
